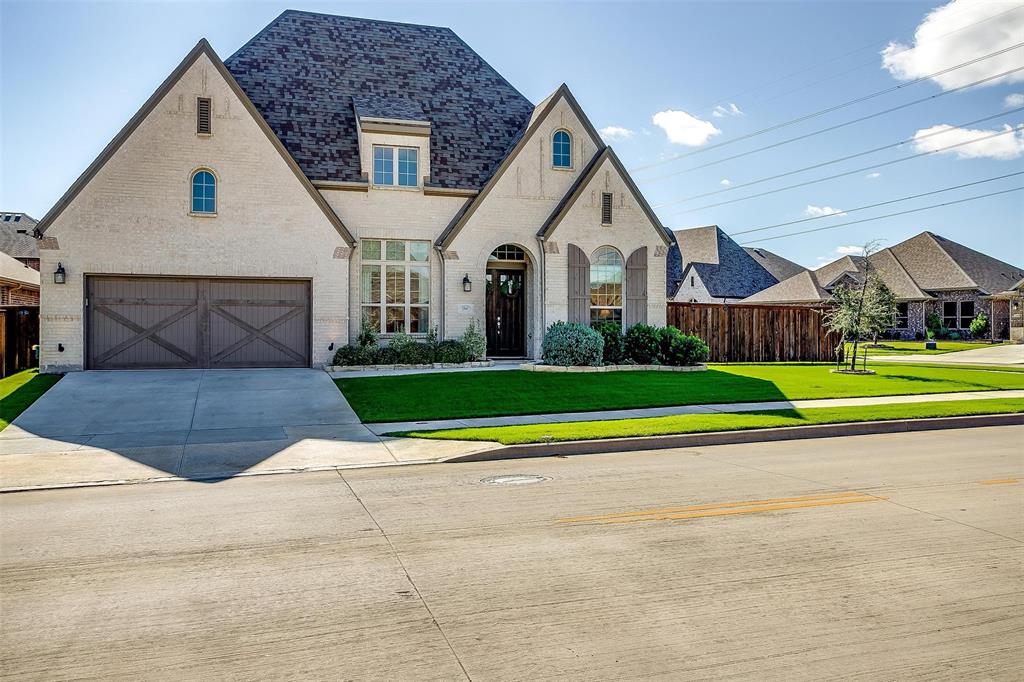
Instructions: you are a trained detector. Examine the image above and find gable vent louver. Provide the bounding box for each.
[197,97,212,135]
[601,193,613,225]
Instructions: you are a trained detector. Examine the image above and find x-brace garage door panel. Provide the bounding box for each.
[86,277,310,369]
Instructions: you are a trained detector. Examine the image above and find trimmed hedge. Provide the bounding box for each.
[542,321,604,367]
[624,324,661,364]
[592,321,625,364]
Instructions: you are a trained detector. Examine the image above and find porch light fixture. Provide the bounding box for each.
[462,274,472,293]
[53,262,66,284]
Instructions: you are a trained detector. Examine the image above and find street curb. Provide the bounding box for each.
[442,413,1024,463]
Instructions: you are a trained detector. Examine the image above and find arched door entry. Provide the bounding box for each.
[485,245,527,357]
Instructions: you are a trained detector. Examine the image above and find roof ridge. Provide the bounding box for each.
[923,231,979,289]
[877,245,929,299]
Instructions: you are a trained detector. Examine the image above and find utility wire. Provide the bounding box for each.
[662,126,1022,216]
[740,186,1024,245]
[640,66,1024,185]
[725,171,1024,237]
[697,3,1024,116]
[631,42,1024,173]
[654,107,1024,208]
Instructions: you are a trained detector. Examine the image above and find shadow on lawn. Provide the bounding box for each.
[0,372,62,428]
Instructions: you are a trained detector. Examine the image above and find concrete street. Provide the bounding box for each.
[2,426,1022,680]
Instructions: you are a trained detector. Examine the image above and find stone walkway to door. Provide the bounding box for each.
[0,369,497,491]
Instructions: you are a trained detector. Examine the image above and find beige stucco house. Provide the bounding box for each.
[35,11,670,372]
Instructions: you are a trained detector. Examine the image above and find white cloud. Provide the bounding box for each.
[912,123,1024,160]
[866,172,881,179]
[719,178,732,186]
[652,110,721,146]
[1006,93,1024,108]
[599,126,636,141]
[712,102,743,118]
[835,245,865,255]
[804,204,847,218]
[881,0,1024,90]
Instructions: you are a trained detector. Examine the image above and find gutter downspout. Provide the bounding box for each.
[437,246,446,340]
[536,236,547,358]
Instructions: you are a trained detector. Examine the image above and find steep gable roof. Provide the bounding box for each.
[926,232,1024,294]
[436,83,608,248]
[0,213,38,259]
[668,226,777,298]
[225,10,535,191]
[742,247,806,282]
[34,39,354,245]
[742,270,829,304]
[537,146,673,246]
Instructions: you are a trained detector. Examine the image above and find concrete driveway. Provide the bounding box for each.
[0,369,494,488]
[873,343,1024,365]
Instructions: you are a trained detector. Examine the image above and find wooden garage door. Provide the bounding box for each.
[86,277,310,369]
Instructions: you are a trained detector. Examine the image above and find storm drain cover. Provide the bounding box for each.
[480,474,550,486]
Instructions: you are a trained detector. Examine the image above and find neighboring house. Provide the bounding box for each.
[742,231,1024,340]
[0,213,40,271]
[742,247,807,282]
[667,225,778,303]
[987,277,1024,343]
[34,11,671,372]
[0,250,40,306]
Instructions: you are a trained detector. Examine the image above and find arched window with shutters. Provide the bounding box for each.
[590,246,623,324]
[191,169,216,214]
[552,130,572,168]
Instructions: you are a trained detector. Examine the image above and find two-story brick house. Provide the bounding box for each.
[34,11,671,372]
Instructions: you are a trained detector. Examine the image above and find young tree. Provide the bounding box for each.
[822,240,897,371]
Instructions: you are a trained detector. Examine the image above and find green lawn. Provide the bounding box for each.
[336,363,1024,422]
[391,397,1024,445]
[847,340,1002,356]
[0,369,61,431]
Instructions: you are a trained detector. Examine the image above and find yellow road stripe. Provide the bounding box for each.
[559,491,869,524]
[978,478,1019,485]
[597,495,884,524]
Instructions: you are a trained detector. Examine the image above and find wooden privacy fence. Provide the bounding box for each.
[1,306,40,378]
[667,302,843,363]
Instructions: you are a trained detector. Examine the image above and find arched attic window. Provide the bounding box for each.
[552,130,572,168]
[191,169,216,214]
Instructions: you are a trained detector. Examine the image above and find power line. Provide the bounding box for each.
[739,186,1024,245]
[662,126,1022,216]
[726,171,1024,237]
[630,42,1024,173]
[696,3,1024,116]
[653,107,1024,208]
[639,65,1024,185]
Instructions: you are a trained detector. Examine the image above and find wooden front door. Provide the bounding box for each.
[486,268,525,357]
[85,276,310,369]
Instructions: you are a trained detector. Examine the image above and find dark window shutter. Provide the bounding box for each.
[197,98,212,134]
[625,246,648,328]
[601,193,613,224]
[567,243,590,325]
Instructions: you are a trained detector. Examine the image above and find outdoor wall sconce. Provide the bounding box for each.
[463,274,472,292]
[53,262,66,284]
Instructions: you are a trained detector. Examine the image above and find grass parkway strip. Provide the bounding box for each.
[389,397,1024,445]
[337,363,1024,423]
[0,370,62,432]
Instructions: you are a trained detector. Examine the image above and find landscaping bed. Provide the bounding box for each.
[390,397,1024,445]
[520,363,706,373]
[329,361,493,372]
[336,363,1024,423]
[0,369,61,432]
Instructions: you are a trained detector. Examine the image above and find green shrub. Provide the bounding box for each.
[435,339,471,364]
[657,327,709,366]
[462,319,487,361]
[948,331,961,341]
[592,321,624,364]
[937,326,951,340]
[624,324,661,364]
[398,341,434,365]
[925,312,942,334]
[542,321,604,366]
[969,312,990,337]
[357,318,379,348]
[333,344,375,366]
[374,345,399,365]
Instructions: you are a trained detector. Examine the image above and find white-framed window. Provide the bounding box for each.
[959,300,975,329]
[552,130,572,168]
[590,246,623,324]
[372,146,418,187]
[942,300,975,329]
[895,302,909,329]
[361,239,430,334]
[190,169,216,214]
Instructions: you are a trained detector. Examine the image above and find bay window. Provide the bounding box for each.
[361,239,430,334]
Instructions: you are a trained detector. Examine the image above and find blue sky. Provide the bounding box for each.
[2,0,1021,269]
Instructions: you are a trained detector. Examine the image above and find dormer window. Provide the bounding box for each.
[553,130,572,168]
[373,146,418,187]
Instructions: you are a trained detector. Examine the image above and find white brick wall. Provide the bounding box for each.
[39,52,350,372]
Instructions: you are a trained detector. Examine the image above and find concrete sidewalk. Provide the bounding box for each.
[871,344,1024,366]
[364,389,1024,434]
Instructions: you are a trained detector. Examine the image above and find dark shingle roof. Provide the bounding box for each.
[667,226,778,298]
[225,10,535,189]
[352,95,426,122]
[742,247,806,282]
[0,213,38,259]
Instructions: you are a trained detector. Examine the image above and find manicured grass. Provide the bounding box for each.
[0,369,61,431]
[391,398,1024,445]
[847,340,1003,356]
[336,363,1024,422]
